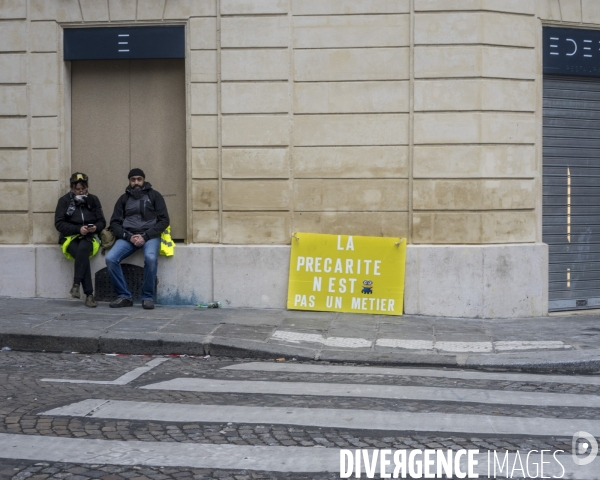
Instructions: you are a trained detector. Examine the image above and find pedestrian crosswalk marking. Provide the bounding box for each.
[0,433,597,479]
[0,433,337,472]
[223,362,600,385]
[41,398,600,437]
[15,358,600,478]
[141,378,600,408]
[41,358,169,385]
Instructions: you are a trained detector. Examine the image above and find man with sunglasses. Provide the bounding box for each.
[106,168,169,309]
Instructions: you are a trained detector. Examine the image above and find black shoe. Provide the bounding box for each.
[70,283,80,299]
[85,295,97,308]
[109,297,133,308]
[142,300,155,310]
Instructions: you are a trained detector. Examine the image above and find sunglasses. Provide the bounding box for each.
[70,172,89,184]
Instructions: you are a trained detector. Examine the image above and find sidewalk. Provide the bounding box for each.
[1,297,600,373]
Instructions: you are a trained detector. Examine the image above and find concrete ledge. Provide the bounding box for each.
[0,246,35,298]
[213,245,290,309]
[404,243,548,318]
[28,244,291,309]
[34,245,214,306]
[0,243,549,318]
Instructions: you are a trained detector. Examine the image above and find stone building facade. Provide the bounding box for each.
[0,0,593,318]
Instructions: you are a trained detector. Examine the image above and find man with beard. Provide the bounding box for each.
[106,168,170,309]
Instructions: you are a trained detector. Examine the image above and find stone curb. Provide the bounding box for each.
[463,348,600,373]
[2,330,600,373]
[317,350,458,366]
[0,331,100,353]
[206,336,318,361]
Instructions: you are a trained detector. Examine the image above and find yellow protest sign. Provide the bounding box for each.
[287,232,406,316]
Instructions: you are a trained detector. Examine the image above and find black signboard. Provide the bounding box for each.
[64,25,185,61]
[544,26,600,77]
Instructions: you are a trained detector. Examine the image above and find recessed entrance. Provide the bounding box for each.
[71,59,186,239]
[543,75,600,311]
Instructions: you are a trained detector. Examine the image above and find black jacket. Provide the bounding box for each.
[54,192,106,244]
[110,182,170,242]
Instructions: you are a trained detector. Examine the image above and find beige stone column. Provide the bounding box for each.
[219,0,292,244]
[291,0,411,238]
[412,0,537,245]
[30,21,61,244]
[190,10,219,243]
[0,1,29,244]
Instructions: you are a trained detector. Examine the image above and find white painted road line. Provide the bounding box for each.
[0,433,597,479]
[140,378,600,408]
[495,340,572,351]
[0,433,336,472]
[41,399,600,437]
[435,341,493,353]
[271,331,371,348]
[376,338,572,352]
[43,399,110,417]
[273,331,573,352]
[223,362,600,386]
[41,357,169,385]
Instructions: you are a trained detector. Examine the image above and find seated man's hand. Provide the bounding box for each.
[87,225,97,233]
[130,234,145,247]
[80,226,89,235]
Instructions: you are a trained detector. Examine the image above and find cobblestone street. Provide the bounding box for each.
[0,351,598,479]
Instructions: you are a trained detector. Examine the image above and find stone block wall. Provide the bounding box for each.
[0,1,57,245]
[192,0,411,245]
[2,0,578,316]
[0,0,589,248]
[412,1,537,245]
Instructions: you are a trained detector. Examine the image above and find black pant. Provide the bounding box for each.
[66,237,93,296]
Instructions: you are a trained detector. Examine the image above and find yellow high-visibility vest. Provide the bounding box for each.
[160,225,175,257]
[61,235,100,260]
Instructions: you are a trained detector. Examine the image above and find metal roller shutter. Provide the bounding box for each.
[544,75,600,311]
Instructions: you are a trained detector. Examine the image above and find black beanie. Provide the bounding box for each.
[128,168,145,179]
